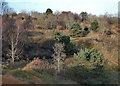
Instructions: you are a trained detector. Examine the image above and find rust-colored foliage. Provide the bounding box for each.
[24,57,56,70]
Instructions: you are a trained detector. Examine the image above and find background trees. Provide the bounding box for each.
[32,12,47,29]
[60,11,76,29]
[45,14,58,29]
[23,16,33,29]
[28,10,82,30]
[31,10,57,29]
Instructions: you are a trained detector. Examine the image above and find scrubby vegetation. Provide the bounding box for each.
[1,1,119,85]
[51,30,61,40]
[70,23,82,37]
[74,48,103,67]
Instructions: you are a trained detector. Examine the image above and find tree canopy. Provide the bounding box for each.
[46,8,53,15]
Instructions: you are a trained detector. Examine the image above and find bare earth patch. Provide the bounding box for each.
[1,75,28,84]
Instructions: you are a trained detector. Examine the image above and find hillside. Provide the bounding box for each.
[1,6,119,85]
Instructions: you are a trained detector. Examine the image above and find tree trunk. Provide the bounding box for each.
[11,41,15,64]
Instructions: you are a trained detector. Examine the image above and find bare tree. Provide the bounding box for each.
[60,11,75,29]
[52,42,66,73]
[46,14,57,29]
[3,17,25,64]
[0,1,15,15]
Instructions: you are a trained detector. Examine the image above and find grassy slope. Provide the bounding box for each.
[27,28,118,69]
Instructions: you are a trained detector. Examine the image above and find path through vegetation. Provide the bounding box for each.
[2,75,28,84]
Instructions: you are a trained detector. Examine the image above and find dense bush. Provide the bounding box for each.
[90,20,99,32]
[59,35,77,55]
[74,48,103,67]
[69,23,82,37]
[51,30,61,40]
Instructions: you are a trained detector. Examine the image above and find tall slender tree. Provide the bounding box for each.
[52,43,66,73]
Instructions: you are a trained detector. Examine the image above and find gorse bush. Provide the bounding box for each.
[70,23,82,37]
[90,20,99,32]
[74,48,103,66]
[51,30,61,39]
